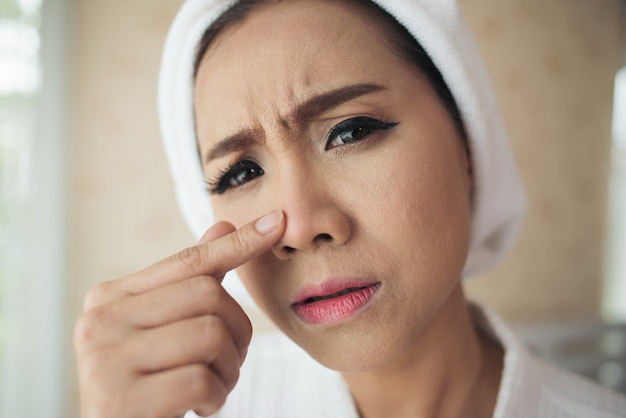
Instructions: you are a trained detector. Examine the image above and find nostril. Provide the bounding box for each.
[283,245,296,254]
[316,233,333,242]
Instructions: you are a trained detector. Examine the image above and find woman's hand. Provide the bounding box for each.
[74,211,284,418]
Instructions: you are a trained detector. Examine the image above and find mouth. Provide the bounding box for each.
[291,280,381,325]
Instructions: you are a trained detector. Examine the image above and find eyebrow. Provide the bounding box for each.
[204,83,386,165]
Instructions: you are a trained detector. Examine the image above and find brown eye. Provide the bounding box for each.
[326,117,399,150]
[208,160,264,195]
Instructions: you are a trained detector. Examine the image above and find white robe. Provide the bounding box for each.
[186,304,626,418]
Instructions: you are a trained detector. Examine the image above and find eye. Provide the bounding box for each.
[326,117,399,150]
[206,160,264,195]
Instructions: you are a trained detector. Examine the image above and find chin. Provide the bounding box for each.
[278,309,425,373]
[311,331,415,373]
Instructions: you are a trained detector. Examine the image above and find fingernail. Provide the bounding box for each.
[255,211,281,234]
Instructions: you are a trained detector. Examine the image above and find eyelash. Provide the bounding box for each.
[205,160,265,195]
[206,116,399,195]
[326,117,398,150]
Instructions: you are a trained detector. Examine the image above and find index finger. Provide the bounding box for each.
[129,210,284,294]
[88,210,284,309]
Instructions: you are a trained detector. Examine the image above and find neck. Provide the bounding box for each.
[341,285,502,418]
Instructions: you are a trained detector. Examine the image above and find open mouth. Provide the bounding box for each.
[292,282,381,325]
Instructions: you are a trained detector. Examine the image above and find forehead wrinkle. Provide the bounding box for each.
[250,79,301,134]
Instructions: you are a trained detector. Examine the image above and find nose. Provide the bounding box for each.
[271,168,352,260]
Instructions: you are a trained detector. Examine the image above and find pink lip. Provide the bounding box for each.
[291,279,381,325]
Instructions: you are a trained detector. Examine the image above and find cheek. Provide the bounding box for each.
[373,138,472,272]
[235,253,285,314]
[210,197,262,229]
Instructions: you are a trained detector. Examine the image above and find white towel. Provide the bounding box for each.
[157,0,526,304]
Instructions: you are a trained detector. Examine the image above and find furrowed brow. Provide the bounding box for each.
[204,129,263,165]
[204,83,385,165]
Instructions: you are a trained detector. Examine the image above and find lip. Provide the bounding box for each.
[291,279,381,325]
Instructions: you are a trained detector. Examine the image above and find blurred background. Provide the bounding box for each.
[0,0,625,416]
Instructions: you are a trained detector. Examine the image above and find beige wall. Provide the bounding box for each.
[459,0,621,319]
[65,0,622,415]
[66,0,190,414]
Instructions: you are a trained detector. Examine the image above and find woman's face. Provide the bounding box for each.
[194,0,472,371]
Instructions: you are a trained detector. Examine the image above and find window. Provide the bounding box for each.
[0,0,68,416]
[603,66,626,323]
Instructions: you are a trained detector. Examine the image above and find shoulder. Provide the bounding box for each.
[472,303,626,418]
[497,348,626,418]
[530,358,626,418]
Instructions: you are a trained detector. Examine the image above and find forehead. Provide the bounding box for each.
[198,0,395,70]
[193,0,422,150]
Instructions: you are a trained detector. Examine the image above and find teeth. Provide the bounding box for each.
[304,286,365,304]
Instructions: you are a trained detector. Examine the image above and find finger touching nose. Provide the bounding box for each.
[109,211,285,300]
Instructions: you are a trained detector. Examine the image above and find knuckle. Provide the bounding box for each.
[73,307,111,349]
[225,363,241,392]
[229,229,253,256]
[198,315,225,344]
[190,276,220,307]
[194,316,241,390]
[73,317,91,350]
[83,280,115,311]
[193,316,232,362]
[187,365,212,397]
[187,366,228,415]
[173,245,205,270]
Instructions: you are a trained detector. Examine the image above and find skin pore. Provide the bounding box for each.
[193,0,503,417]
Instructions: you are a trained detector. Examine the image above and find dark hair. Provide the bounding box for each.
[193,0,468,143]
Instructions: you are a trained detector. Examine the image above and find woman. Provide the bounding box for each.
[74,0,626,417]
